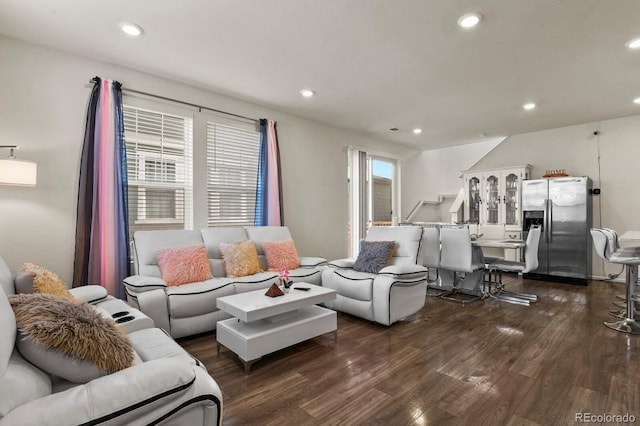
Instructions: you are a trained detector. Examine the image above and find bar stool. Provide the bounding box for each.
[591,228,640,334]
[439,227,484,305]
[591,228,640,319]
[486,226,541,306]
[601,228,640,307]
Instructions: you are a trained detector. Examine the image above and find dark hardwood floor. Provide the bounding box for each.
[178,276,640,425]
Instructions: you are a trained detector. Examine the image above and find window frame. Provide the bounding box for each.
[122,100,194,234]
[203,113,261,228]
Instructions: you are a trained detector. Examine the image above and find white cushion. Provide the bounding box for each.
[0,351,51,417]
[378,264,428,280]
[245,226,294,269]
[200,227,249,277]
[322,269,374,301]
[299,256,327,267]
[0,287,15,376]
[166,278,235,318]
[16,334,105,384]
[366,226,423,265]
[128,328,196,365]
[327,258,355,268]
[0,359,197,426]
[132,230,203,277]
[68,285,108,304]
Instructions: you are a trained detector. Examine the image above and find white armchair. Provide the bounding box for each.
[321,226,428,325]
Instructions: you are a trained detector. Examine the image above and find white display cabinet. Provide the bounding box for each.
[462,165,531,232]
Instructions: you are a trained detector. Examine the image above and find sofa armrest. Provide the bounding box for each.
[299,256,327,267]
[126,288,171,334]
[372,275,427,325]
[124,275,167,293]
[326,258,355,269]
[68,285,108,304]
[378,264,428,280]
[0,358,222,426]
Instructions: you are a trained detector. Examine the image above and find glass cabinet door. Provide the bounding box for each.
[485,175,499,224]
[468,177,480,224]
[504,173,519,225]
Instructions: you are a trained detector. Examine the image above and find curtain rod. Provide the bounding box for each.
[88,77,259,123]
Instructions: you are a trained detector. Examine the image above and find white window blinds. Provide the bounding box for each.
[123,105,194,236]
[206,122,260,226]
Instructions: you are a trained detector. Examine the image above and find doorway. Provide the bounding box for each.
[348,149,399,257]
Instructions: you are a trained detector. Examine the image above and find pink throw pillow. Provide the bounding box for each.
[156,245,212,286]
[262,240,301,270]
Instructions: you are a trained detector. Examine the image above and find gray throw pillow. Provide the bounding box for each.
[353,240,396,273]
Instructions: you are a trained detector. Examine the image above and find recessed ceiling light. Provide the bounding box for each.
[634,97,640,104]
[413,128,422,134]
[523,102,536,110]
[457,13,483,28]
[300,89,315,98]
[119,22,144,37]
[626,38,640,49]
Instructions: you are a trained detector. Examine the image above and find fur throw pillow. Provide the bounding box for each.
[262,240,301,270]
[19,262,80,302]
[219,240,263,278]
[156,245,212,286]
[353,240,396,274]
[9,293,134,383]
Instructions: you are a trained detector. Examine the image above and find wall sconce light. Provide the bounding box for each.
[0,145,37,186]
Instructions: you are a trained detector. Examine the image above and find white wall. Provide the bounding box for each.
[471,115,640,279]
[401,138,502,222]
[0,36,417,282]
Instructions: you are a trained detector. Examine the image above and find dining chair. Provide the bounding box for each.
[486,226,541,306]
[590,228,640,334]
[421,227,445,297]
[439,227,485,305]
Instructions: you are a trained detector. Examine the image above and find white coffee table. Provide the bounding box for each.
[216,283,337,373]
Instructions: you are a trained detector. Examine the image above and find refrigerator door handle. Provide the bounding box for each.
[548,200,553,244]
[544,199,549,243]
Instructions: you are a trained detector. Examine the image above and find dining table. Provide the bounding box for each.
[619,231,640,242]
[472,238,526,262]
[430,238,527,298]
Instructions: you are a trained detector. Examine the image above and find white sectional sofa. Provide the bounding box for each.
[321,226,429,325]
[124,226,326,339]
[0,256,223,426]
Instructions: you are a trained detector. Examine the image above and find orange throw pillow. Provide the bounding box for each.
[156,245,212,286]
[20,262,80,303]
[219,240,263,278]
[262,240,301,270]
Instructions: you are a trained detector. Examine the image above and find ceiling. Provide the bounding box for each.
[1,0,640,151]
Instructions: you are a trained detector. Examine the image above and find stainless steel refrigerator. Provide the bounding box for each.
[522,177,592,285]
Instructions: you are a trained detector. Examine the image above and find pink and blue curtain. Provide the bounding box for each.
[255,119,284,226]
[73,77,130,299]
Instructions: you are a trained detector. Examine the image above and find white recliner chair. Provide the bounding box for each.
[0,256,223,425]
[321,226,428,325]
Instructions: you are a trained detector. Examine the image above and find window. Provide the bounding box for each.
[123,105,193,236]
[206,122,260,226]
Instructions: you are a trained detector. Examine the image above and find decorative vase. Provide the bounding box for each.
[279,279,290,293]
